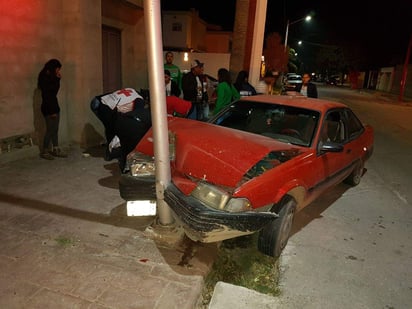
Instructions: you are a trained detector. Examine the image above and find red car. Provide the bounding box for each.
[119,95,374,257]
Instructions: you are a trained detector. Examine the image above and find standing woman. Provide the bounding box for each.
[38,58,67,159]
[234,70,257,96]
[213,68,240,115]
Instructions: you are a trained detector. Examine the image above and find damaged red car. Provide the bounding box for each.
[119,95,374,258]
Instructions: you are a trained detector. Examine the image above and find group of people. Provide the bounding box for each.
[164,51,260,121]
[37,54,317,170]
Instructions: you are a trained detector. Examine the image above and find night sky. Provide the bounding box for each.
[161,0,412,68]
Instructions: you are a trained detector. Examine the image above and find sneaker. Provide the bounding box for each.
[40,152,54,160]
[50,147,68,158]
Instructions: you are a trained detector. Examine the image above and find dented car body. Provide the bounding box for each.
[119,95,374,257]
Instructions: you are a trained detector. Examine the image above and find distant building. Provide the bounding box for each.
[162,9,232,53]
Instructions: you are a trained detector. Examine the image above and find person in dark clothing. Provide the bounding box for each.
[90,88,152,172]
[295,73,318,98]
[234,70,257,96]
[37,58,67,160]
[114,101,151,172]
[198,65,210,120]
[182,59,204,120]
[90,93,118,160]
[164,69,181,97]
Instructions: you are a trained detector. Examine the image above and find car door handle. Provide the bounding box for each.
[346,148,352,154]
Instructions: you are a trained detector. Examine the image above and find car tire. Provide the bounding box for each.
[344,160,364,186]
[257,195,297,258]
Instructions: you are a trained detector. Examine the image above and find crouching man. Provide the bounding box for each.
[90,88,152,172]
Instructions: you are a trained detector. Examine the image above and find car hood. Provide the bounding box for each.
[167,118,303,187]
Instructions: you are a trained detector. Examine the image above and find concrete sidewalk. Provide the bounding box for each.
[0,145,219,309]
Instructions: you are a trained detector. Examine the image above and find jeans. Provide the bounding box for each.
[43,114,60,151]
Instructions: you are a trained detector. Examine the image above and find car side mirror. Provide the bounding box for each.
[319,141,344,153]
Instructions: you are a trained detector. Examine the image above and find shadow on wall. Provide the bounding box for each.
[34,86,104,151]
[32,88,44,153]
[82,123,105,149]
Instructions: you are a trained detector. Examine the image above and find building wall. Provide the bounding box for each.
[190,11,207,51]
[0,0,66,142]
[392,65,412,98]
[230,0,266,90]
[62,0,103,148]
[0,0,147,154]
[205,32,231,53]
[162,11,192,50]
[162,10,209,51]
[377,67,395,92]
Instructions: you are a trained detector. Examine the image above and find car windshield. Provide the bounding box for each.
[209,100,320,146]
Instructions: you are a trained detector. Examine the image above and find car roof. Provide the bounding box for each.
[238,94,348,113]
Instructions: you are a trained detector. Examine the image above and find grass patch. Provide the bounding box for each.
[198,234,281,307]
[54,236,74,247]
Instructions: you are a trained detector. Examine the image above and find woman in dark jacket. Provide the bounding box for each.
[234,70,257,96]
[37,58,67,159]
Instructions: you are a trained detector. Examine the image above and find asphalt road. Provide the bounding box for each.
[274,86,412,308]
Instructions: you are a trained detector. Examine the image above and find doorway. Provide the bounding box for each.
[102,25,121,93]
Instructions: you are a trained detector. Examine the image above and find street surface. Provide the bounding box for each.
[276,86,412,308]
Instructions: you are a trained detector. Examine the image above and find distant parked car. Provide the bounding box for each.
[284,74,302,91]
[119,95,374,258]
[325,75,341,85]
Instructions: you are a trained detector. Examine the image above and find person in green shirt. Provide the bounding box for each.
[164,51,182,90]
[213,68,240,115]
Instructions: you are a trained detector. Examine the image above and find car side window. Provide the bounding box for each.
[322,110,346,143]
[344,109,364,140]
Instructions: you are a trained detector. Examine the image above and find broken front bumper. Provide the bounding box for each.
[119,175,278,243]
[164,184,278,243]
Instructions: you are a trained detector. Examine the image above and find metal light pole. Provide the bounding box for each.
[284,15,311,52]
[144,0,173,225]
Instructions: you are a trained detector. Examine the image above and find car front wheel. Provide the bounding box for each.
[344,160,364,186]
[257,195,297,258]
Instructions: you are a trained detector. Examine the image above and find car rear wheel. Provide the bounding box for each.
[257,195,297,258]
[344,160,364,186]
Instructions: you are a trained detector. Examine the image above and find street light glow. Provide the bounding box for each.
[284,15,312,51]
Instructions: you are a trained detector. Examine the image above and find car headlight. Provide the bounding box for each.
[127,152,155,176]
[126,131,175,176]
[191,182,251,212]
